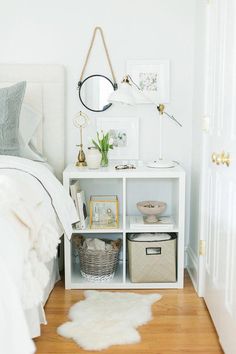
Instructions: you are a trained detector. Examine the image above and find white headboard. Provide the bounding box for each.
[0,64,65,179]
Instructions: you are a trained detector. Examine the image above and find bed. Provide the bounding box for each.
[0,65,78,354]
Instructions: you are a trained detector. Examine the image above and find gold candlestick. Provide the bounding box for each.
[73,111,90,167]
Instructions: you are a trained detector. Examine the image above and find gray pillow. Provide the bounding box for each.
[0,81,26,155]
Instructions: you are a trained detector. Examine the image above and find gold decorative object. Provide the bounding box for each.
[89,195,119,229]
[73,111,90,167]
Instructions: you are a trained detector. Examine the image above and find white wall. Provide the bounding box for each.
[0,0,196,244]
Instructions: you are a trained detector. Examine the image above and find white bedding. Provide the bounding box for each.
[0,156,78,354]
[0,155,78,237]
[0,251,36,354]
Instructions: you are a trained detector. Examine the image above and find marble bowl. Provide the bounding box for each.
[136,200,166,223]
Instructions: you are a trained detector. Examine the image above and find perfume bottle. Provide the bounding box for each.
[107,208,114,224]
[94,206,99,223]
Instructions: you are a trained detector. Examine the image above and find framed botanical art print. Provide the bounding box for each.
[96,116,139,159]
[126,60,170,104]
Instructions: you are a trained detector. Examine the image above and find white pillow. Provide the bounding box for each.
[19,104,46,162]
[20,104,41,145]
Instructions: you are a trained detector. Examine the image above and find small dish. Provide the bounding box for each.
[136,200,166,223]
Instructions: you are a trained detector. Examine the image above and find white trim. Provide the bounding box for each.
[197,0,213,294]
[186,246,198,292]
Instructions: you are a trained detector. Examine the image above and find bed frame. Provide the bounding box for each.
[0,64,65,179]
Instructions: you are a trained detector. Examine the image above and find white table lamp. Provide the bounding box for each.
[109,75,182,168]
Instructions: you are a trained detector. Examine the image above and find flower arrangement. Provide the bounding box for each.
[92,130,113,167]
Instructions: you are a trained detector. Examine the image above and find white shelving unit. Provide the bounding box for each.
[63,163,185,289]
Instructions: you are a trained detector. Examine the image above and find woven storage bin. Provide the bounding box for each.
[127,233,177,283]
[75,236,121,282]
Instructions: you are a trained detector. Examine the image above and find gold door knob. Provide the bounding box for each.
[212,152,221,165]
[221,151,230,167]
[211,151,231,166]
[216,154,222,165]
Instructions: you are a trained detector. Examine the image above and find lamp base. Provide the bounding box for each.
[147,159,176,169]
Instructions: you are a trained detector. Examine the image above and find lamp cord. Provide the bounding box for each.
[162,111,182,127]
[79,27,117,86]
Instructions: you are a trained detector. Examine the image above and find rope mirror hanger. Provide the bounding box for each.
[77,27,118,113]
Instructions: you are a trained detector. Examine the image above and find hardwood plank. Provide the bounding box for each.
[35,272,223,353]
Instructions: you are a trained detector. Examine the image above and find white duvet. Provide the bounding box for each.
[0,219,36,354]
[0,156,78,308]
[0,156,78,354]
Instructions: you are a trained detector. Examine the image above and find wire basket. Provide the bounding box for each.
[74,236,121,282]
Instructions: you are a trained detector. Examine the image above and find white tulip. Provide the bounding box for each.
[109,137,114,145]
[98,130,104,140]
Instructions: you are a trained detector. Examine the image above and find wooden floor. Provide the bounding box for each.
[35,273,223,354]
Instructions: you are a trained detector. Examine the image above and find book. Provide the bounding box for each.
[129,215,174,230]
[76,190,88,229]
[70,180,81,220]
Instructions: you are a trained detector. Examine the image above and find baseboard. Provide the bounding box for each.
[186,246,198,292]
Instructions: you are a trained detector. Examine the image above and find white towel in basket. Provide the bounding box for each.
[84,238,112,251]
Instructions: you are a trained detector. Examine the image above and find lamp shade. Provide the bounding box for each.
[108,81,136,105]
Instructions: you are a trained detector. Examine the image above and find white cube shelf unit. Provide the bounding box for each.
[63,164,185,289]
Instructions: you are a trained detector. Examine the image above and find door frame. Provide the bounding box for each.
[195,1,211,297]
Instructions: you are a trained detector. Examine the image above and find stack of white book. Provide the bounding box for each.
[70,180,88,230]
[129,215,175,230]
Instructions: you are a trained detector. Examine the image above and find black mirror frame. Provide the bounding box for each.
[77,74,118,113]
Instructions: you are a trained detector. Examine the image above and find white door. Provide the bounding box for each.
[201,0,236,353]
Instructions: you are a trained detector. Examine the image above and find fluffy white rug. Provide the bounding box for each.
[57,290,161,351]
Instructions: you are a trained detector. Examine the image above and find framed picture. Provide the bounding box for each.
[126,60,170,104]
[96,116,139,159]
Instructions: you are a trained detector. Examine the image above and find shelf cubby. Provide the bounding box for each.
[63,164,185,289]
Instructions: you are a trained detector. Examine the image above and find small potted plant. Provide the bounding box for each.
[92,130,113,167]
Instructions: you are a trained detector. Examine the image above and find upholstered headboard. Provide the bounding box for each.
[0,64,65,179]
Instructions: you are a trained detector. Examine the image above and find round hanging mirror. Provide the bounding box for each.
[78,75,116,112]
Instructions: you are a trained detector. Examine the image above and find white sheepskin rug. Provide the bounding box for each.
[57,290,161,351]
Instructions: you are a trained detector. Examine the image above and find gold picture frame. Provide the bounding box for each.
[89,195,119,229]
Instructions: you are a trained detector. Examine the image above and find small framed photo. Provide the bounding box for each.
[89,195,119,229]
[126,60,170,104]
[96,116,139,159]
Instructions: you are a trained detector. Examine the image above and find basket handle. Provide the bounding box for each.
[146,247,162,255]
